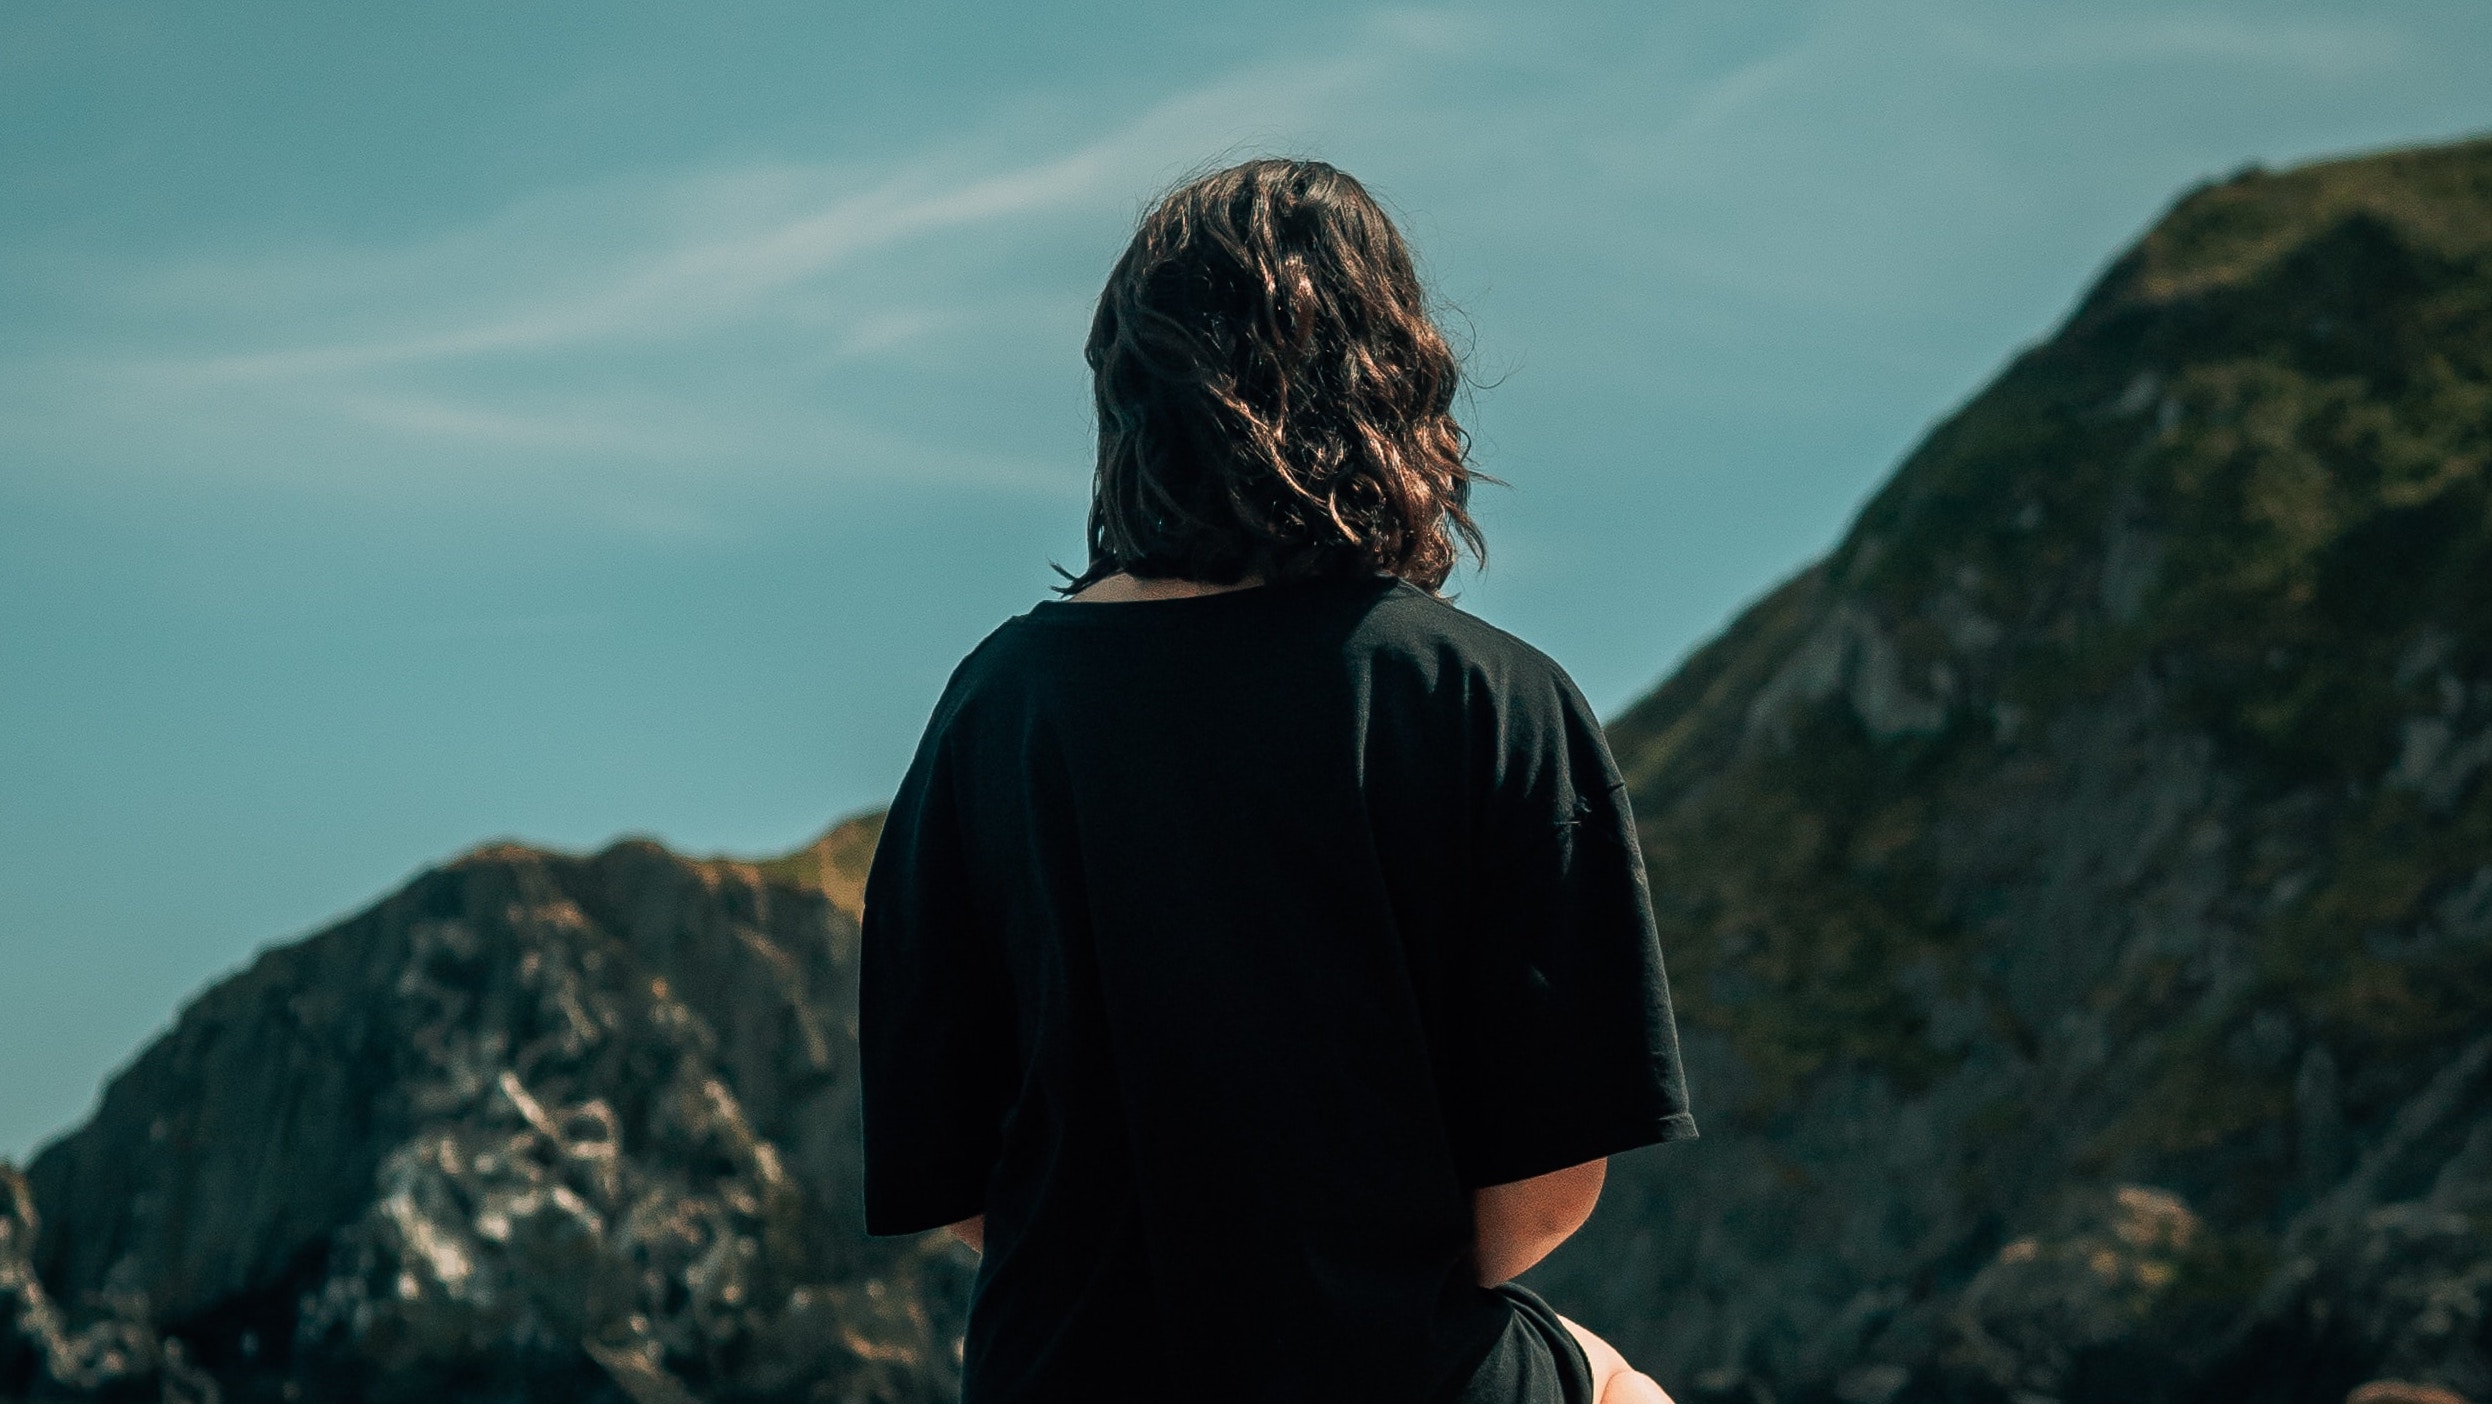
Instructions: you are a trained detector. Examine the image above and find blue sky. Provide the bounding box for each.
[3,0,2488,1159]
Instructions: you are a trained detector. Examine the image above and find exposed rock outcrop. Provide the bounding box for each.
[1,819,962,1404]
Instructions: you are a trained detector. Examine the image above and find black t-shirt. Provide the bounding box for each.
[859,571,1696,1404]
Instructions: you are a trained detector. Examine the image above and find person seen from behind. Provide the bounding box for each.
[859,157,1697,1404]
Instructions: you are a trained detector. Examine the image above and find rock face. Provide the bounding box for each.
[1,820,968,1404]
[1530,136,2492,1404]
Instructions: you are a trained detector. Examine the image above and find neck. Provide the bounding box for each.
[1068,572,1265,603]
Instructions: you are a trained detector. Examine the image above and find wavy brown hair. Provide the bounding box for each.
[1054,158,1494,596]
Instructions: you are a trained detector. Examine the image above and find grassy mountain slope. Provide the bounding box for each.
[1540,134,2492,1404]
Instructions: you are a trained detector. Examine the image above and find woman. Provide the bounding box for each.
[859,158,1694,1404]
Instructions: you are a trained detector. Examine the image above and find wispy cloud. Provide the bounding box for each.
[169,154,1118,384]
[139,37,1398,388]
[1932,10,2405,75]
[6,21,1417,511]
[0,0,2461,519]
[331,392,691,454]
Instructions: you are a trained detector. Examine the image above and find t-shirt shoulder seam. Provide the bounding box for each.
[1383,589,1577,693]
[926,617,1036,731]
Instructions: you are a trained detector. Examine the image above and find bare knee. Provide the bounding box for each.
[1554,1314,1674,1404]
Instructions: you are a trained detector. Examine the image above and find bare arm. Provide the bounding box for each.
[948,1156,1607,1279]
[948,1213,985,1254]
[1471,1157,1605,1287]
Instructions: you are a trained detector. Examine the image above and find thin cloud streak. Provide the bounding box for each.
[0,0,2465,511]
[333,392,694,455]
[173,158,1113,383]
[154,47,1386,388]
[0,30,1414,515]
[1932,10,2406,74]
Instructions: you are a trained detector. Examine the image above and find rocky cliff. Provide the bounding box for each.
[1531,135,2492,1404]
[0,817,968,1404]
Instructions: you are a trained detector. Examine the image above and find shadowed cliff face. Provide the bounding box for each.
[0,818,966,1404]
[1530,136,2492,1404]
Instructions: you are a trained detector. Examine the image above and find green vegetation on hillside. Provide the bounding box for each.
[1610,137,2492,1147]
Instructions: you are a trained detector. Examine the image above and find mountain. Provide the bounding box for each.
[0,815,966,1404]
[1529,134,2492,1404]
[8,134,2492,1404]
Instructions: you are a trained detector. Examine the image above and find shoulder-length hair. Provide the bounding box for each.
[1056,158,1493,596]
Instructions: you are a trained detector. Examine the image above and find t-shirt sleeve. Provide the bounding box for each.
[858,695,1018,1237]
[1447,655,1697,1190]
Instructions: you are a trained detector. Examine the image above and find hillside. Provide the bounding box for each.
[1,817,957,1404]
[1534,135,2492,1404]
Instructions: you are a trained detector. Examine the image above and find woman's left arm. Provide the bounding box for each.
[949,1214,986,1253]
[1471,1158,1602,1285]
